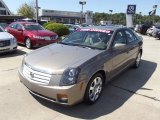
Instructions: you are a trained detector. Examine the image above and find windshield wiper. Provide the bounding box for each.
[58,42,77,46]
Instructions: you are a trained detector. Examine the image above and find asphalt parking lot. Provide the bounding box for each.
[0,36,160,120]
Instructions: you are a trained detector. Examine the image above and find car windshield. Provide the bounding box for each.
[0,23,8,28]
[24,24,44,30]
[0,27,4,32]
[60,30,113,50]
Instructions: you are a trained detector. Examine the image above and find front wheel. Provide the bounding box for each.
[25,38,32,49]
[133,52,142,68]
[84,73,104,104]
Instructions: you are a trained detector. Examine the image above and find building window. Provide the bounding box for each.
[56,18,61,23]
[0,2,5,8]
[63,18,69,24]
[0,10,6,15]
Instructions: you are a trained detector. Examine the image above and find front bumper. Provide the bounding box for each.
[32,39,59,48]
[0,43,17,53]
[18,68,86,105]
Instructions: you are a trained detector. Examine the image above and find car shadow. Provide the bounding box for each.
[0,49,26,58]
[32,59,157,119]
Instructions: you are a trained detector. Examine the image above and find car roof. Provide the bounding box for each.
[81,25,125,31]
[12,21,38,25]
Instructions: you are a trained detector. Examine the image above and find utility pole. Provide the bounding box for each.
[35,0,39,23]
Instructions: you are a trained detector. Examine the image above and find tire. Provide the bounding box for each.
[25,38,32,49]
[133,52,142,68]
[84,73,104,104]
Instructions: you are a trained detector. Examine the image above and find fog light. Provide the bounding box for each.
[57,94,68,103]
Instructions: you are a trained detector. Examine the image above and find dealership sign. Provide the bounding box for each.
[127,5,136,14]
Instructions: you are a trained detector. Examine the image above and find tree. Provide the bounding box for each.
[93,12,160,25]
[17,3,34,18]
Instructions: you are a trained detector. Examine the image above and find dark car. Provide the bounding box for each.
[139,24,151,35]
[5,22,58,49]
[19,26,143,105]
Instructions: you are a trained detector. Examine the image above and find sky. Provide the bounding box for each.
[4,0,160,15]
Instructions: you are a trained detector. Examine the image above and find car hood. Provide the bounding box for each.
[0,32,14,40]
[26,30,56,36]
[25,43,102,74]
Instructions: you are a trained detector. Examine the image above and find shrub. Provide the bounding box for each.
[43,21,54,28]
[45,23,69,37]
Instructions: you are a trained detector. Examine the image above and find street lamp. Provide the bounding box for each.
[109,10,113,22]
[153,5,157,24]
[79,1,86,24]
[139,12,142,24]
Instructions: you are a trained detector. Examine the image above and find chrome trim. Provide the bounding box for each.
[23,64,51,85]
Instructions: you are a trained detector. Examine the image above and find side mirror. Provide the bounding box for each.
[138,36,143,41]
[114,43,126,49]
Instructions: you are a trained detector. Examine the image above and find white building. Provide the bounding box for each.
[0,0,11,15]
[39,9,93,25]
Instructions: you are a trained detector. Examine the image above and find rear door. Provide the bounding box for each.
[124,29,140,64]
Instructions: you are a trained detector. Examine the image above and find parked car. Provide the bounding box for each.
[0,23,8,29]
[155,31,160,39]
[5,22,58,49]
[19,26,143,105]
[0,26,17,53]
[134,24,141,33]
[151,26,160,38]
[146,26,160,37]
[64,24,81,33]
[139,24,151,35]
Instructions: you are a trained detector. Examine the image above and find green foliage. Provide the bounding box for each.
[93,12,160,25]
[45,23,69,37]
[17,3,34,18]
[43,21,55,28]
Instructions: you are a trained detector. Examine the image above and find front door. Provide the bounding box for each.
[110,30,129,78]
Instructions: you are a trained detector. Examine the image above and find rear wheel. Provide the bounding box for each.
[25,38,32,49]
[84,73,104,104]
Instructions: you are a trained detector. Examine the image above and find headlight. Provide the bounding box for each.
[60,68,81,86]
[33,35,44,39]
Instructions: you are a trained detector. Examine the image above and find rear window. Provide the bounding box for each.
[24,24,44,30]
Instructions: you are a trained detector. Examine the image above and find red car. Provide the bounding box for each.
[5,22,58,48]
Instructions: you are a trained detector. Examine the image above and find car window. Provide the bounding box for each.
[9,23,17,29]
[124,30,137,43]
[16,24,23,30]
[0,26,4,32]
[113,30,126,46]
[24,24,44,30]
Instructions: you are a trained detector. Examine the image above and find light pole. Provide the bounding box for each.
[139,12,142,24]
[35,0,40,23]
[79,1,86,24]
[109,10,113,22]
[153,5,157,24]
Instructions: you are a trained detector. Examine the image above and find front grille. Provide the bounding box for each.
[0,40,10,47]
[23,64,51,85]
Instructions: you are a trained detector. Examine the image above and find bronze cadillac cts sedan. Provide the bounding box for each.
[19,26,143,105]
